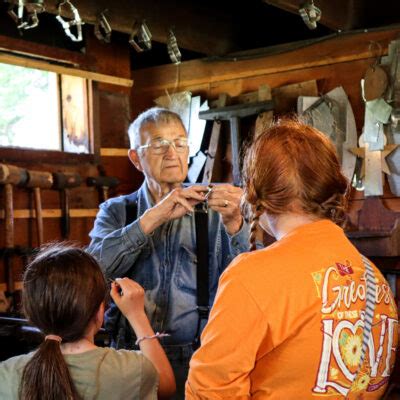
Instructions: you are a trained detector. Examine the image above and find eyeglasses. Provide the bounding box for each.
[137,138,189,154]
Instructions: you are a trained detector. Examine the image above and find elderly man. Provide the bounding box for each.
[88,107,249,398]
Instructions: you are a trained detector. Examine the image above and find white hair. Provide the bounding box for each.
[128,107,185,149]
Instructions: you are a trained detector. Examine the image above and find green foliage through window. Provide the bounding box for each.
[0,62,90,153]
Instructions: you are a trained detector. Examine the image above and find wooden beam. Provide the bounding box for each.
[264,0,363,31]
[100,148,129,157]
[132,27,400,93]
[0,52,133,87]
[0,209,98,219]
[199,100,274,120]
[0,282,22,291]
[42,0,238,55]
[0,33,88,66]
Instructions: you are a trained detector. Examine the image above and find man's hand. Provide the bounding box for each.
[207,184,243,235]
[140,186,207,234]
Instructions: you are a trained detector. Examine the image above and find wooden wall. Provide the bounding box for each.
[131,27,400,223]
[2,26,400,297]
[0,31,142,295]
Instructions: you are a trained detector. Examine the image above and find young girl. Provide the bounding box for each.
[0,243,175,399]
[186,119,398,399]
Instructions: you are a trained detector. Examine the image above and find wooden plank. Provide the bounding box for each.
[255,85,273,137]
[234,80,317,113]
[43,0,243,55]
[0,281,22,291]
[208,58,373,129]
[0,53,133,87]
[132,28,400,93]
[199,100,274,120]
[264,0,362,31]
[0,209,98,219]
[272,80,318,113]
[0,33,88,66]
[0,147,95,165]
[100,148,129,157]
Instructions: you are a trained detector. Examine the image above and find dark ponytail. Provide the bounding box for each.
[19,243,107,400]
[20,340,80,400]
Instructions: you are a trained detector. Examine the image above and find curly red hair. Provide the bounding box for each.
[243,119,349,251]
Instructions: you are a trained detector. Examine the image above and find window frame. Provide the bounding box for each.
[0,61,95,155]
[0,33,132,165]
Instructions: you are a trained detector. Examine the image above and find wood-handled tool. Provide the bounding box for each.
[199,100,274,186]
[87,176,120,203]
[26,170,53,246]
[0,164,28,309]
[52,172,82,239]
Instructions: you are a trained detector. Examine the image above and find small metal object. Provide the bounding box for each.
[391,108,400,130]
[94,10,112,43]
[129,20,152,52]
[167,29,181,64]
[299,0,321,30]
[24,0,44,13]
[7,0,44,30]
[204,185,213,201]
[56,0,84,42]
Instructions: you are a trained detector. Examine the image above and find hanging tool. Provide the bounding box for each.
[167,29,181,64]
[199,100,274,186]
[87,176,120,203]
[299,0,321,30]
[129,20,152,52]
[7,0,44,30]
[26,170,53,246]
[52,172,82,239]
[201,94,228,185]
[56,0,84,42]
[0,164,28,310]
[94,10,112,43]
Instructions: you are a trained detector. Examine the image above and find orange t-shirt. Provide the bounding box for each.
[186,220,398,399]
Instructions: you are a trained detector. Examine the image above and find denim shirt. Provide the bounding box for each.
[88,183,250,346]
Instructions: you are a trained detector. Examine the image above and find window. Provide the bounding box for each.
[0,62,90,154]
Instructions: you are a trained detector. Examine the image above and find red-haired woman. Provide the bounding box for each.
[186,120,398,399]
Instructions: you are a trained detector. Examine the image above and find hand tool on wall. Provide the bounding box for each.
[0,163,28,309]
[26,169,53,246]
[199,100,274,186]
[87,176,120,203]
[201,94,228,185]
[52,172,82,239]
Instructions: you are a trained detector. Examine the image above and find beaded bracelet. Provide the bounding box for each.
[135,332,170,346]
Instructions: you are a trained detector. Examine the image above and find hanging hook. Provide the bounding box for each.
[56,0,84,42]
[94,9,112,43]
[368,41,383,68]
[167,29,181,64]
[7,0,44,31]
[299,0,321,30]
[129,20,152,52]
